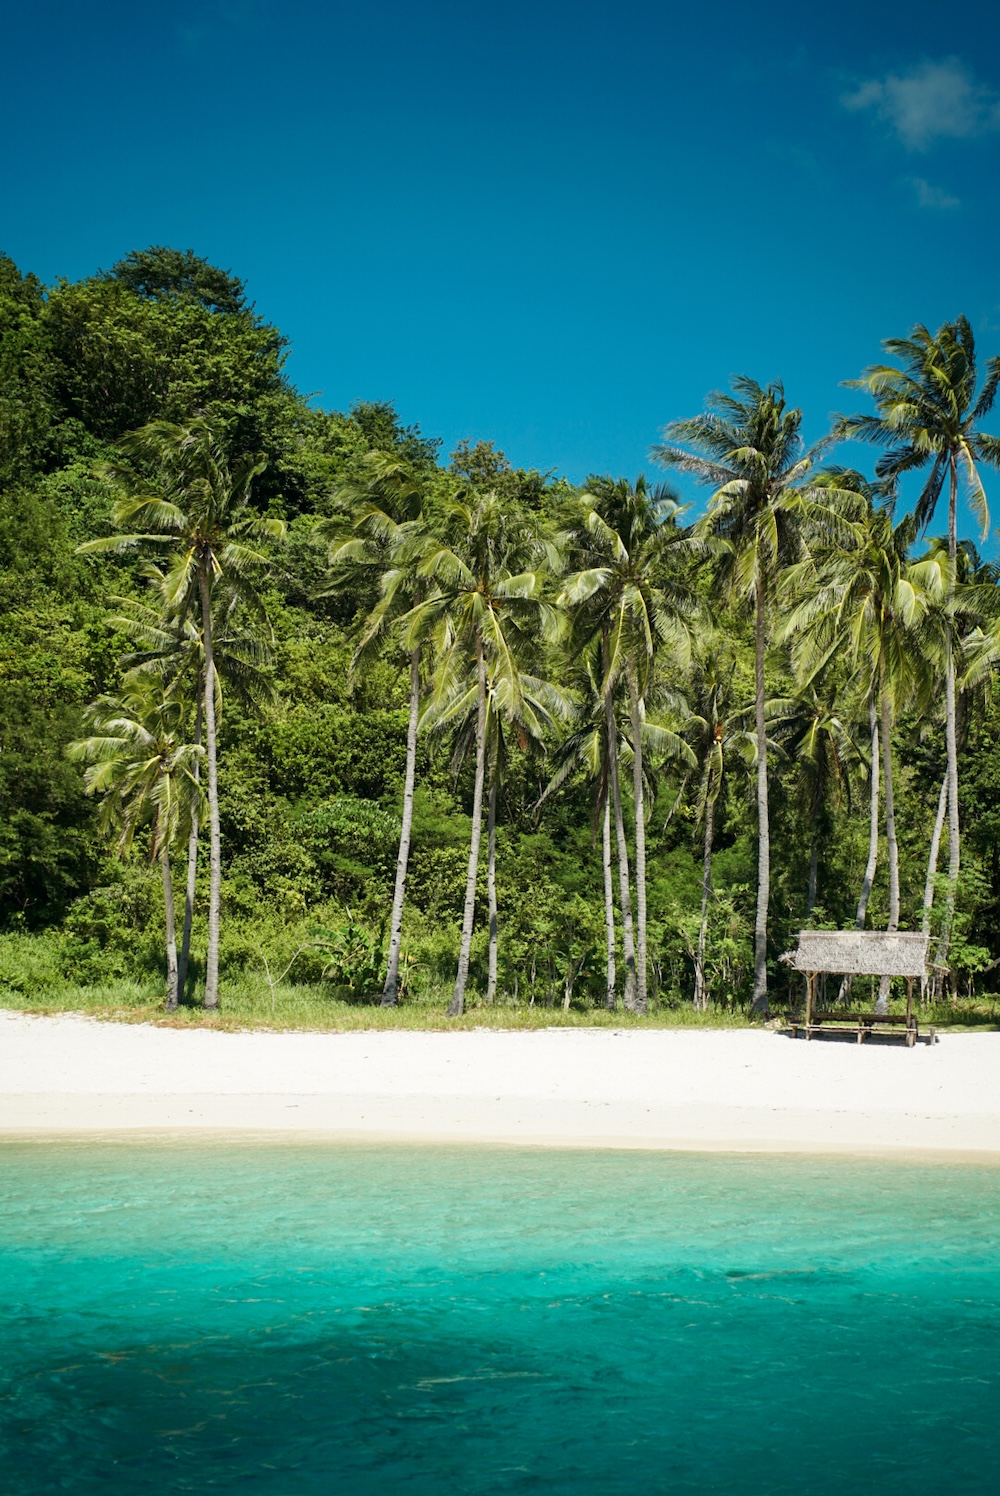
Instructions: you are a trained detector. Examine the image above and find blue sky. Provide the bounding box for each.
[4,0,1000,534]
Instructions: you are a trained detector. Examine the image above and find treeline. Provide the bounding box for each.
[3,245,1000,1017]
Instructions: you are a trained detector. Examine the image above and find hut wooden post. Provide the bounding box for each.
[805,970,815,1038]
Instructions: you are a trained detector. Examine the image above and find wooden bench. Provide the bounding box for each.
[785,1009,935,1046]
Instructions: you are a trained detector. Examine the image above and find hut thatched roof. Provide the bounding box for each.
[782,930,930,978]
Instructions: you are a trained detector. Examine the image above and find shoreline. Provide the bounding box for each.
[5,1124,1000,1167]
[2,1011,999,1158]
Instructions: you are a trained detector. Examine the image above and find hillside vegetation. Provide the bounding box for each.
[3,245,1000,1028]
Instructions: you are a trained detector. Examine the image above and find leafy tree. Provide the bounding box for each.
[43,256,291,458]
[348,401,441,471]
[0,254,54,484]
[102,247,250,315]
[449,439,555,511]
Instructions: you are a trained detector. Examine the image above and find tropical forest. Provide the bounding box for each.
[3,244,1000,1029]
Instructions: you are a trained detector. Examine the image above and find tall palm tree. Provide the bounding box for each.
[923,541,1000,974]
[798,472,887,943]
[655,379,856,1011]
[839,319,1000,965]
[322,452,436,1006]
[781,505,942,1012]
[558,476,697,1012]
[539,643,679,1009]
[79,419,285,1008]
[110,579,273,1000]
[425,658,567,1003]
[67,679,203,1010]
[680,638,752,1010]
[772,676,859,920]
[403,492,562,1016]
[539,648,619,1007]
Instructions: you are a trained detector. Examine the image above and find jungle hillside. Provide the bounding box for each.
[3,245,1000,1029]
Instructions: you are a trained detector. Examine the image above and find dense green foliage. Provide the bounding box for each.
[3,245,1000,1022]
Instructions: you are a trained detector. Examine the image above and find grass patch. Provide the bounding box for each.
[3,957,997,1033]
[1,973,763,1031]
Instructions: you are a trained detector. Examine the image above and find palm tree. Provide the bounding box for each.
[322,452,436,1006]
[781,505,942,1012]
[79,419,285,1008]
[773,676,859,920]
[403,492,562,1016]
[766,673,862,1010]
[839,319,1000,966]
[680,638,752,1010]
[425,658,567,1003]
[655,379,856,1012]
[110,579,274,1001]
[923,540,1000,973]
[67,679,203,1010]
[797,473,886,945]
[557,476,697,1013]
[540,644,623,1009]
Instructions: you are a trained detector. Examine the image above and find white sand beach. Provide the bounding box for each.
[1,1011,998,1155]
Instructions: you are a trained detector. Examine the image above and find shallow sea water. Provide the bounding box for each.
[1,1140,998,1494]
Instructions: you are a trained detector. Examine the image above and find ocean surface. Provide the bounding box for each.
[1,1140,998,1494]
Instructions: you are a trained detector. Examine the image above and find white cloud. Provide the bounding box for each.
[910,177,961,209]
[842,58,1000,150]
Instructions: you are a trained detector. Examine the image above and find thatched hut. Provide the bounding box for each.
[780,931,932,1044]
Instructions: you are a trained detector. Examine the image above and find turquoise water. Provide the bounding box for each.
[1,1142,999,1494]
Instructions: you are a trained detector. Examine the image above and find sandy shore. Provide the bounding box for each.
[1,1011,998,1155]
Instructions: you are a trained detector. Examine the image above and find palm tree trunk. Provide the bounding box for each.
[449,633,487,1016]
[562,956,576,1010]
[606,689,638,1010]
[801,828,820,1013]
[752,582,770,1013]
[177,691,202,1004]
[875,680,899,1016]
[937,447,961,975]
[602,791,617,1009]
[922,770,949,936]
[856,699,880,928]
[936,453,961,977]
[485,778,498,1004]
[806,839,819,919]
[839,699,879,1006]
[382,648,420,1006]
[693,795,714,1011]
[198,567,221,1010]
[627,660,648,1014]
[161,846,179,1012]
[922,768,949,1002]
[935,647,962,978]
